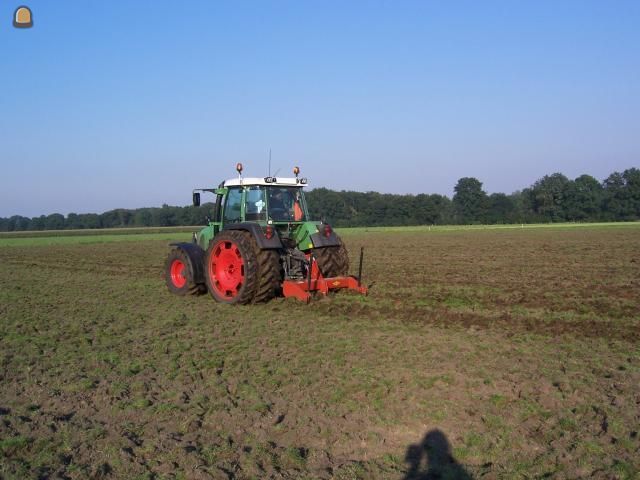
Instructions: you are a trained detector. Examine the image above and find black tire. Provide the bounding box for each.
[253,247,282,303]
[314,234,349,277]
[205,230,260,304]
[165,248,204,296]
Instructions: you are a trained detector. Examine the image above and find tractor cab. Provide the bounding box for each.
[222,183,309,224]
[191,165,317,251]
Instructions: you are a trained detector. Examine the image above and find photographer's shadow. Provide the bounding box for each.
[403,429,473,480]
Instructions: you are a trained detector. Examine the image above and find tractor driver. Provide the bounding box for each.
[268,188,290,221]
[268,188,305,221]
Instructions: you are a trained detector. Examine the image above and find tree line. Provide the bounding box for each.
[1,168,638,231]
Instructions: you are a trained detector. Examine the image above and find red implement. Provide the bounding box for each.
[282,254,368,303]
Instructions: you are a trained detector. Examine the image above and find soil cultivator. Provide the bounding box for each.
[164,164,367,304]
[282,249,368,303]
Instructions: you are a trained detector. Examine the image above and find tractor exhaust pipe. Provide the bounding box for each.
[357,247,364,287]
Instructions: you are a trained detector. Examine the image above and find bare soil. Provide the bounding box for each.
[1,226,639,479]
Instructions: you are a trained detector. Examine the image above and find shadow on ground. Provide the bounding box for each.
[404,429,473,480]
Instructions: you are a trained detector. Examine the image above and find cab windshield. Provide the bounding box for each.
[245,186,307,222]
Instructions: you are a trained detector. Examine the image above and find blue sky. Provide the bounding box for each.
[1,1,638,217]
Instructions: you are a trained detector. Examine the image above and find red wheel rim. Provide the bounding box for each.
[170,259,187,288]
[209,240,245,299]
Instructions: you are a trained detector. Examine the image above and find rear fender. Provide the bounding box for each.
[224,223,283,249]
[169,242,206,284]
[309,225,341,248]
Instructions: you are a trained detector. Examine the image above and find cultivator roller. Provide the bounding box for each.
[282,247,368,303]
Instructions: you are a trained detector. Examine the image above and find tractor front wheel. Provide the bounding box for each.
[205,231,260,304]
[314,234,349,277]
[165,248,203,295]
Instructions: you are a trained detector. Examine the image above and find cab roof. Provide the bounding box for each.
[223,177,309,187]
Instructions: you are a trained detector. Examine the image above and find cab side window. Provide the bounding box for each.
[223,188,242,222]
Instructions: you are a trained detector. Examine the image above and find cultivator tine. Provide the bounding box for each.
[357,247,364,287]
[307,253,314,295]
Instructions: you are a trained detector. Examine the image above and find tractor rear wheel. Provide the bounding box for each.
[165,248,203,295]
[205,230,259,304]
[314,234,349,277]
[253,247,282,303]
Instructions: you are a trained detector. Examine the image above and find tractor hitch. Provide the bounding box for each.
[282,247,368,303]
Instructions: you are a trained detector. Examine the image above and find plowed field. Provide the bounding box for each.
[1,225,639,479]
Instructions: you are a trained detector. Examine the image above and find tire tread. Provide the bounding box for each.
[314,234,349,277]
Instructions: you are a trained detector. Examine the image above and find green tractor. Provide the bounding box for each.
[164,164,366,304]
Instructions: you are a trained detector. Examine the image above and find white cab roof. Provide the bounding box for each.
[223,177,308,187]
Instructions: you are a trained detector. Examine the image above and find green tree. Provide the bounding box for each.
[413,194,451,224]
[152,204,177,227]
[77,213,101,229]
[603,168,640,220]
[133,209,153,227]
[531,173,570,221]
[453,177,488,224]
[44,213,65,230]
[486,193,517,224]
[30,215,46,230]
[66,213,83,229]
[5,215,30,231]
[623,167,640,218]
[509,190,538,223]
[563,174,603,221]
[307,188,350,226]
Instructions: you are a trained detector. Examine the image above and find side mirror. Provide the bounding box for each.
[192,192,201,207]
